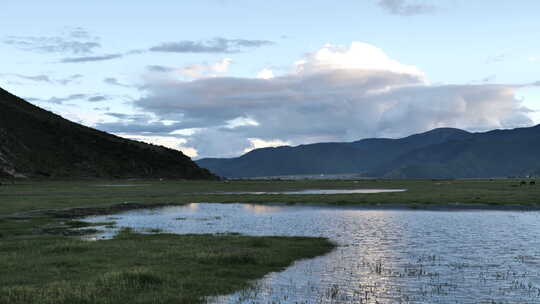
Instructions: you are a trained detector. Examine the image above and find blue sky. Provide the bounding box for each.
[1,1,539,158]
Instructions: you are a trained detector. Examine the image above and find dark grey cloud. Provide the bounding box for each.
[378,0,437,16]
[147,65,175,73]
[103,77,132,87]
[149,37,274,54]
[14,74,51,83]
[0,73,82,85]
[3,28,100,54]
[60,54,123,63]
[60,49,146,64]
[57,74,84,85]
[87,95,108,102]
[26,93,112,104]
[26,94,88,104]
[97,121,182,135]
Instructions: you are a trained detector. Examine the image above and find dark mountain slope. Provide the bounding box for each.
[197,126,540,178]
[0,87,216,179]
[375,125,540,178]
[197,128,473,178]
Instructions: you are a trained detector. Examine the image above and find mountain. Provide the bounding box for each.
[197,126,540,178]
[0,87,216,179]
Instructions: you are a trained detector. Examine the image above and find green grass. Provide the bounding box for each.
[1,178,538,303]
[1,179,539,216]
[0,179,344,304]
[0,230,333,304]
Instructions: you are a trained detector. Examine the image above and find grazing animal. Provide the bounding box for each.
[520,181,527,186]
[531,181,536,185]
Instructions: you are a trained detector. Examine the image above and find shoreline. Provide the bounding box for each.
[5,201,540,221]
[208,201,540,211]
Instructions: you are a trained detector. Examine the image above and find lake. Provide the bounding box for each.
[217,189,406,195]
[84,203,540,303]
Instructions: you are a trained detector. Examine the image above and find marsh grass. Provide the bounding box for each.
[0,230,334,304]
[1,178,538,303]
[0,180,343,304]
[0,179,539,217]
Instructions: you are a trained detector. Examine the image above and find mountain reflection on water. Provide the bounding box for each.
[84,203,540,303]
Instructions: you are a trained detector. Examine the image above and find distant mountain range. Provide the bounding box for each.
[197,126,540,178]
[0,87,216,179]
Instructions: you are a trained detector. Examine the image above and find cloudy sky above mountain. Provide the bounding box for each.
[2,1,540,158]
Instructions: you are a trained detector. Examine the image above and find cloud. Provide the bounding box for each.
[26,93,112,104]
[87,95,108,102]
[243,138,290,154]
[3,27,100,54]
[149,37,274,53]
[114,133,198,157]
[97,113,183,134]
[26,94,88,104]
[124,42,533,158]
[57,74,84,85]
[377,0,437,16]
[103,77,132,87]
[296,42,424,76]
[147,65,175,73]
[257,68,274,79]
[486,51,510,64]
[60,54,123,63]
[0,73,83,85]
[146,58,233,79]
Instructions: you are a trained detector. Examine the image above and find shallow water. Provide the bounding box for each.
[93,184,149,187]
[84,204,540,303]
[218,189,406,195]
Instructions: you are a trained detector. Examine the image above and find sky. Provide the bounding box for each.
[1,0,540,159]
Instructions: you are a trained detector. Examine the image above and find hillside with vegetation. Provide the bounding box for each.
[0,87,216,179]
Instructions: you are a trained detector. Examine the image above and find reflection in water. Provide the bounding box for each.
[243,204,284,213]
[84,204,540,303]
[219,189,406,195]
[186,203,199,210]
[94,184,149,187]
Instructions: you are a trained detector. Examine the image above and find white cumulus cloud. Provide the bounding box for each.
[126,42,534,158]
[257,68,274,79]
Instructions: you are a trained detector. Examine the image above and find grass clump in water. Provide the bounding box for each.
[0,226,334,304]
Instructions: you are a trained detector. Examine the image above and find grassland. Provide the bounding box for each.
[0,179,342,304]
[0,230,332,304]
[1,178,539,303]
[1,178,539,216]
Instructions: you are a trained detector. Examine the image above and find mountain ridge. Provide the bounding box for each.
[197,126,540,178]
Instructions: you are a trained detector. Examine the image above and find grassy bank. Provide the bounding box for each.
[1,179,539,216]
[0,229,332,304]
[1,178,538,303]
[0,180,341,304]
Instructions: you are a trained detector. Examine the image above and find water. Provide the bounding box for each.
[94,184,149,187]
[84,204,540,303]
[218,189,406,195]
